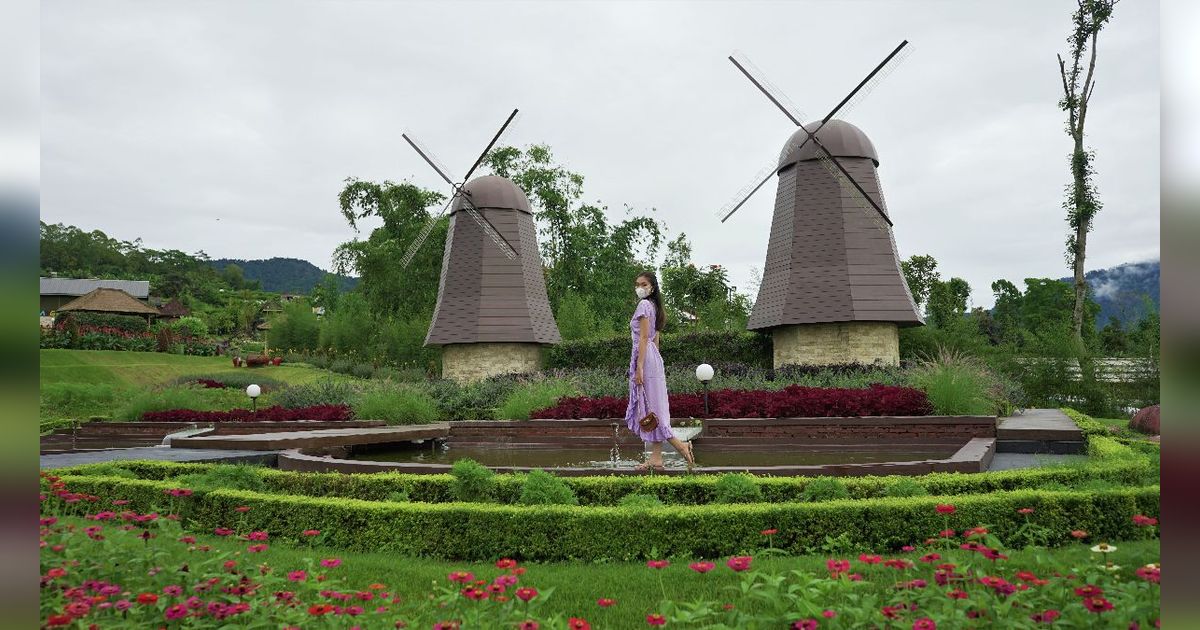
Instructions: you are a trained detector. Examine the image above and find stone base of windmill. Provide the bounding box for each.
[441,343,544,383]
[772,322,899,368]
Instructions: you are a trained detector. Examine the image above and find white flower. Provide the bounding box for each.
[1090,543,1117,554]
[1104,564,1122,572]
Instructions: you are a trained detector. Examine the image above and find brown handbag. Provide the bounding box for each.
[637,385,659,432]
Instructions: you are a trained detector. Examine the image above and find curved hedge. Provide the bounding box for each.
[545,330,772,371]
[52,458,1157,507]
[52,474,1159,561]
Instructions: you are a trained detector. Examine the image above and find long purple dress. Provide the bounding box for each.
[625,299,675,443]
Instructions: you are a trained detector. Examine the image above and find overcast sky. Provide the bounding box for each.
[40,0,1159,309]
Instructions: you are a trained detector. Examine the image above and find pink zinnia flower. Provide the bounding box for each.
[288,570,307,582]
[515,587,538,602]
[597,598,617,607]
[247,544,268,553]
[822,610,837,619]
[935,504,955,514]
[913,618,936,630]
[164,604,188,620]
[791,620,818,630]
[726,556,752,572]
[302,529,320,536]
[689,561,716,573]
[646,560,669,569]
[320,558,342,568]
[646,613,666,626]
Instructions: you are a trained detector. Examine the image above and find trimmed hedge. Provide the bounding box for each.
[545,330,772,371]
[52,458,1157,507]
[52,474,1160,561]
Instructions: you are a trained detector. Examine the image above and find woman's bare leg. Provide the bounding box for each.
[667,437,695,466]
[649,442,664,467]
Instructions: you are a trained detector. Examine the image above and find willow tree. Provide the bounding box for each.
[1057,0,1118,348]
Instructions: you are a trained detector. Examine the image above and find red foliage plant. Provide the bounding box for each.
[531,384,933,419]
[140,405,352,422]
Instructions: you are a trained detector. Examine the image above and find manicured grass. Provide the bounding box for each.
[46,514,1160,628]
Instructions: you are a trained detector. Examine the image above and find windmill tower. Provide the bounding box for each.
[401,110,561,382]
[720,44,923,368]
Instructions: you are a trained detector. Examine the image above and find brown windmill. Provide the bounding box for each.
[719,43,923,368]
[401,110,561,382]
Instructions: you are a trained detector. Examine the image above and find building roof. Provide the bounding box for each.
[450,175,534,216]
[57,288,161,316]
[778,119,879,170]
[40,277,150,299]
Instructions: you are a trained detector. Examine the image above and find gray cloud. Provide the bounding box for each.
[41,0,1158,309]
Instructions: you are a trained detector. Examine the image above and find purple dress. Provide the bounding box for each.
[625,299,675,443]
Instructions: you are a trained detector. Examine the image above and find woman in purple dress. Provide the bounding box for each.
[626,272,695,471]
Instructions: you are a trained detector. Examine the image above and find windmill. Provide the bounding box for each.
[719,42,924,368]
[401,110,561,382]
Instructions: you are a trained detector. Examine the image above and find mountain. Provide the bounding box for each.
[1060,260,1159,328]
[210,257,358,295]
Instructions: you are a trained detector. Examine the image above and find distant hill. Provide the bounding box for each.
[210,257,358,295]
[1059,260,1159,328]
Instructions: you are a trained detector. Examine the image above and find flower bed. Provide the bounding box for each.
[532,384,933,419]
[140,404,352,422]
[52,473,1158,561]
[53,458,1157,507]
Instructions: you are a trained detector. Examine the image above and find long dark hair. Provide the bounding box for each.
[637,271,666,332]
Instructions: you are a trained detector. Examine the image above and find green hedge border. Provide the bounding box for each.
[51,458,1157,507]
[52,474,1159,561]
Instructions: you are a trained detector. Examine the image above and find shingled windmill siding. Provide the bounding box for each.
[748,120,922,367]
[426,175,561,382]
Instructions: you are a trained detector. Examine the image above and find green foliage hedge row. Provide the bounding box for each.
[53,474,1159,561]
[545,330,772,371]
[54,458,1156,507]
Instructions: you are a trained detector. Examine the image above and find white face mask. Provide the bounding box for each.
[635,286,650,299]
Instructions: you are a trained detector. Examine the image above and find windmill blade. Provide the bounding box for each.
[462,108,521,183]
[812,147,893,231]
[401,132,457,188]
[716,160,777,223]
[399,195,456,269]
[458,192,519,260]
[816,40,910,126]
[728,51,809,127]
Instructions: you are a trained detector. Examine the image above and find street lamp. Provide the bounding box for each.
[695,363,714,415]
[246,384,261,414]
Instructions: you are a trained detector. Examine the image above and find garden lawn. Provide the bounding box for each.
[42,513,1159,629]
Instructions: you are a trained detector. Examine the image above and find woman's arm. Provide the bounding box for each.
[636,315,650,385]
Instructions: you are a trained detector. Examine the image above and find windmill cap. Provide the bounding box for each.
[778,119,879,170]
[451,175,534,215]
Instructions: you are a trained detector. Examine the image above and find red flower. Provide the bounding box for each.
[1070,530,1088,539]
[792,620,818,630]
[1030,609,1061,623]
[939,529,956,538]
[913,619,936,630]
[1017,507,1034,515]
[244,531,269,541]
[689,562,715,573]
[881,605,903,620]
[247,544,268,553]
[646,560,669,569]
[1136,565,1161,583]
[515,587,538,602]
[726,556,752,572]
[1133,514,1158,527]
[320,558,342,568]
[826,559,851,574]
[213,527,234,536]
[859,554,883,564]
[935,504,956,514]
[947,589,968,599]
[518,622,539,630]
[136,593,158,605]
[287,570,307,582]
[646,613,667,626]
[164,604,188,620]
[568,618,591,630]
[919,553,941,563]
[235,506,251,513]
[448,571,474,583]
[597,598,617,607]
[46,615,72,627]
[1075,585,1104,598]
[302,529,320,536]
[822,610,837,619]
[496,558,518,569]
[1083,597,1114,613]
[761,528,778,536]
[308,604,335,616]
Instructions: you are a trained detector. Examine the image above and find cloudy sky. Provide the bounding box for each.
[41,0,1159,309]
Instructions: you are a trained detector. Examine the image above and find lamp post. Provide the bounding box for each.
[695,363,714,416]
[246,384,261,414]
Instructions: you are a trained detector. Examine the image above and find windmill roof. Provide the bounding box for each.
[159,299,190,317]
[778,119,879,170]
[58,288,161,316]
[451,175,533,215]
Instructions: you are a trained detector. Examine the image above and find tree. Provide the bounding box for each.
[990,279,1022,344]
[1057,0,1118,347]
[926,277,971,329]
[900,254,939,310]
[332,179,446,318]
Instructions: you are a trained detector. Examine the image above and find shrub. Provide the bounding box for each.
[495,379,579,420]
[115,385,246,421]
[40,382,127,421]
[450,458,496,502]
[546,329,772,371]
[267,302,321,352]
[171,373,285,391]
[274,379,357,409]
[173,464,267,492]
[713,473,763,504]
[800,477,850,502]
[882,478,929,498]
[56,311,148,333]
[618,493,665,509]
[350,362,375,379]
[428,377,525,422]
[518,470,579,506]
[168,316,209,338]
[908,348,996,415]
[352,386,440,425]
[54,474,1160,561]
[329,358,353,375]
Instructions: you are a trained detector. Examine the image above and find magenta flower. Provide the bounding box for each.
[320,558,342,568]
[689,562,716,573]
[288,570,307,582]
[164,604,188,620]
[726,556,752,572]
[646,560,669,569]
[515,587,538,602]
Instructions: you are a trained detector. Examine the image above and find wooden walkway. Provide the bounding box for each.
[997,409,1085,454]
[169,423,449,451]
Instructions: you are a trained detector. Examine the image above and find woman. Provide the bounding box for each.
[626,271,695,471]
